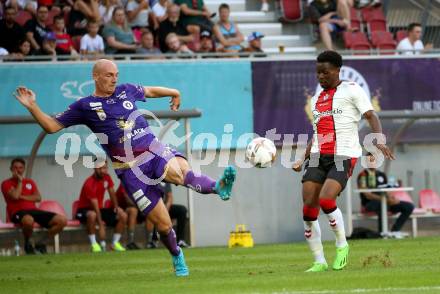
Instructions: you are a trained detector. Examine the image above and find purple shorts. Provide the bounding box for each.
[117,146,185,216]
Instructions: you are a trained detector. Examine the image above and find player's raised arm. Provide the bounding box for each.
[143,86,181,111]
[13,87,64,134]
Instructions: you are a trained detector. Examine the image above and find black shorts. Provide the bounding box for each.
[12,210,56,228]
[302,154,357,191]
[75,208,118,227]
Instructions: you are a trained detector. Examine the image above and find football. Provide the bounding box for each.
[246,137,277,168]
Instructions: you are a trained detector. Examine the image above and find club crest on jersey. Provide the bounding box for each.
[323,94,329,101]
[116,117,135,130]
[123,101,134,110]
[117,91,127,100]
[90,102,107,121]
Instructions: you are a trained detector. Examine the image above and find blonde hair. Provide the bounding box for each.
[111,6,130,32]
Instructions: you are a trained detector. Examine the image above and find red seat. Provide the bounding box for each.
[280,0,303,22]
[343,31,371,50]
[350,7,361,30]
[370,31,395,47]
[368,19,387,32]
[15,10,33,27]
[0,220,15,229]
[389,191,426,214]
[39,200,67,216]
[72,200,80,219]
[361,7,385,22]
[396,29,407,43]
[419,189,440,213]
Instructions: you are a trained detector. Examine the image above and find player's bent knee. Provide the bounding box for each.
[54,215,67,227]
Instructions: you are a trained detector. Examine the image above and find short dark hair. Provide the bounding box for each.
[37,5,48,11]
[10,158,26,167]
[54,15,64,22]
[408,22,421,32]
[317,50,343,68]
[219,3,230,11]
[5,5,17,12]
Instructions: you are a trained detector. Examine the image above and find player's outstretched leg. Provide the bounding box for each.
[148,199,189,277]
[166,157,236,200]
[303,206,328,272]
[320,198,349,270]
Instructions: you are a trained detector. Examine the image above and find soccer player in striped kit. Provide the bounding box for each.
[293,51,395,272]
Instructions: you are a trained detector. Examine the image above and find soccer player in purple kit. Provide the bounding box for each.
[13,59,236,277]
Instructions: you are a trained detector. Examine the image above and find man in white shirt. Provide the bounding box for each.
[397,22,433,55]
[80,21,105,57]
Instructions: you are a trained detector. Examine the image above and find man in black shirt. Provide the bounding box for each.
[24,5,51,53]
[0,6,25,53]
[357,153,414,238]
[158,4,193,52]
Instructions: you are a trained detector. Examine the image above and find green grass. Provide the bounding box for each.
[1,237,440,293]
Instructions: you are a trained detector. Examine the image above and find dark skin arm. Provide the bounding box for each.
[363,110,395,160]
[292,140,313,172]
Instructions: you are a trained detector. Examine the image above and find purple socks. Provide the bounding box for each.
[184,171,216,194]
[160,229,180,256]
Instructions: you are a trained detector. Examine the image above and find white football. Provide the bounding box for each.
[246,137,277,168]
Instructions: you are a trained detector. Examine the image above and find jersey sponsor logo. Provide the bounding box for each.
[312,108,343,124]
[122,101,134,110]
[25,183,32,190]
[136,195,151,211]
[105,98,116,104]
[133,189,144,201]
[117,91,127,100]
[90,102,107,121]
[118,127,147,143]
[90,102,102,108]
[116,118,135,130]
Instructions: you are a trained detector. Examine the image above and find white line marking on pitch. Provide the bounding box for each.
[250,286,440,294]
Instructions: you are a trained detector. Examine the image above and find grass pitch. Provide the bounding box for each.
[0,237,439,294]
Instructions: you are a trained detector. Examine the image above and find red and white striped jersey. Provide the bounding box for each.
[310,81,373,158]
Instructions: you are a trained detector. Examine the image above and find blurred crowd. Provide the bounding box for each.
[0,0,267,60]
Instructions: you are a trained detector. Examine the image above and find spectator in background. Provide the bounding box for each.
[113,183,141,250]
[53,15,79,55]
[80,20,104,56]
[213,3,243,53]
[136,30,163,57]
[158,4,192,52]
[175,0,213,37]
[99,0,120,25]
[165,32,192,55]
[38,31,58,55]
[152,0,169,22]
[8,39,32,60]
[198,29,215,53]
[260,0,269,12]
[68,0,100,36]
[309,0,351,50]
[397,23,433,55]
[24,5,51,53]
[5,0,37,15]
[1,158,67,254]
[126,0,151,29]
[240,31,266,57]
[103,6,138,54]
[0,6,25,54]
[75,161,127,252]
[357,153,414,238]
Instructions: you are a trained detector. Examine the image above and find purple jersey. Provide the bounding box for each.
[55,83,158,173]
